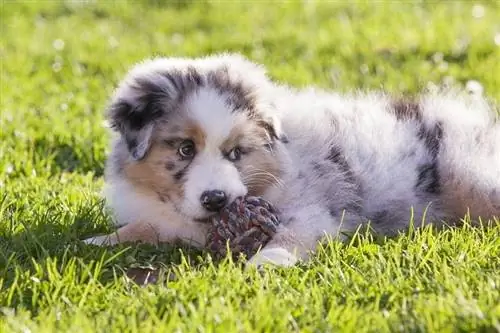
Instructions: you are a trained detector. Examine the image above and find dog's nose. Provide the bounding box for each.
[200,190,227,212]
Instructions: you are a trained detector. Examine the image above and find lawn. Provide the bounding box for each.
[1,1,500,332]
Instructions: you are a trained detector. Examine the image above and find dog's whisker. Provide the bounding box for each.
[242,173,283,184]
[245,173,285,188]
[243,177,285,190]
[243,166,285,186]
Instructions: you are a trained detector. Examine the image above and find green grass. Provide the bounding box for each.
[1,1,500,332]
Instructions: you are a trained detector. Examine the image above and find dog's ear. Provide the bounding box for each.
[259,113,287,143]
[107,59,207,160]
[108,101,155,160]
[107,75,170,160]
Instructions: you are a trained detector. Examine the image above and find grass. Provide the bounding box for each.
[1,1,499,332]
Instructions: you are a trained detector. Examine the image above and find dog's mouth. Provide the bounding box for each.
[193,208,227,223]
[183,208,219,223]
[180,212,214,224]
[193,216,213,224]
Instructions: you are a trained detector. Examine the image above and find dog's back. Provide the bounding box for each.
[268,87,499,232]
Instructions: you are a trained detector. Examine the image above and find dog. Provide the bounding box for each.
[84,53,500,267]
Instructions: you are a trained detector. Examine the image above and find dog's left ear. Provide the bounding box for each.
[259,114,287,143]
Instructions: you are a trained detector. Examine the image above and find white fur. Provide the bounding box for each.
[186,88,240,140]
[247,247,298,268]
[180,88,250,219]
[99,177,209,247]
[181,151,247,219]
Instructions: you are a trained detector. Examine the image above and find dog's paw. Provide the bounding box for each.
[246,247,298,269]
[82,235,113,246]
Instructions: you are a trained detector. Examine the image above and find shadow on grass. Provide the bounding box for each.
[0,200,213,301]
[31,138,105,177]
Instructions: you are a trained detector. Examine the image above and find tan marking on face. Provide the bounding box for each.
[155,114,206,149]
[123,141,184,201]
[221,121,281,196]
[120,114,200,202]
[119,112,281,208]
[239,149,281,196]
[185,119,206,151]
[220,122,270,153]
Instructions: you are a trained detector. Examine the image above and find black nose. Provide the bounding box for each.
[200,190,227,212]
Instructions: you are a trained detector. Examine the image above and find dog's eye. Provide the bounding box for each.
[227,147,242,162]
[178,140,195,159]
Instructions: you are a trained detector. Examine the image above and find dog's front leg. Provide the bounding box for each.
[247,207,362,268]
[246,225,303,268]
[83,218,210,248]
[83,221,165,246]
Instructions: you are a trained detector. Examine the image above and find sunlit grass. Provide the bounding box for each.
[1,1,499,332]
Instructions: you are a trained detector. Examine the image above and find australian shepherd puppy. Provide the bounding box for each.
[85,53,500,267]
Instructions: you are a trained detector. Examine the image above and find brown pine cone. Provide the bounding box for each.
[206,196,281,260]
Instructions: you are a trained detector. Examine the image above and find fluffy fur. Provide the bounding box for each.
[85,53,500,267]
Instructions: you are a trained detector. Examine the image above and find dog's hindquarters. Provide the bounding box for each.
[421,94,500,221]
[438,125,500,221]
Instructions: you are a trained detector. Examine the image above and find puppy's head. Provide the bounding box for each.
[107,54,284,220]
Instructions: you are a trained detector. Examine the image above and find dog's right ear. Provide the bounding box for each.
[107,100,158,160]
[107,74,171,160]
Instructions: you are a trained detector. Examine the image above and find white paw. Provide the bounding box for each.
[247,247,298,268]
[83,235,113,246]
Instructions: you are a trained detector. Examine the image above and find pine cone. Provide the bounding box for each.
[206,196,281,260]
